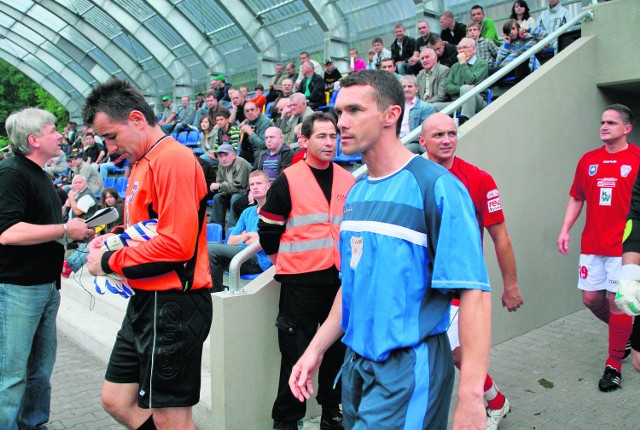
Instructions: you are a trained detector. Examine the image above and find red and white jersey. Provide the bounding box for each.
[449,156,505,235]
[570,144,640,256]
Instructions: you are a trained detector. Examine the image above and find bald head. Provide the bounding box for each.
[419,113,458,168]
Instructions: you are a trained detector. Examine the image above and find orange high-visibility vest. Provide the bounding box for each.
[276,162,355,275]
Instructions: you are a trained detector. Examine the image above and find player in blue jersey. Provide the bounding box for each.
[288,69,492,429]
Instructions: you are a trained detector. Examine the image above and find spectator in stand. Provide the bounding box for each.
[445,37,489,123]
[210,143,251,235]
[511,0,536,31]
[99,187,124,232]
[213,74,233,102]
[195,92,206,111]
[68,153,103,195]
[370,37,391,70]
[157,96,178,132]
[429,34,459,68]
[229,90,247,125]
[239,102,271,163]
[208,170,273,292]
[297,61,326,110]
[390,23,416,75]
[285,62,298,84]
[417,48,451,110]
[239,85,250,102]
[470,4,501,46]
[495,19,548,83]
[44,151,67,178]
[380,57,403,81]
[323,59,342,95]
[440,11,467,46]
[195,91,230,126]
[291,124,306,164]
[99,148,127,182]
[63,175,98,221]
[271,78,295,122]
[278,93,315,146]
[366,49,376,70]
[537,0,571,54]
[167,96,196,135]
[249,84,267,111]
[347,48,366,73]
[399,75,436,153]
[410,20,437,73]
[467,22,499,74]
[295,52,324,90]
[82,132,105,166]
[231,127,295,220]
[198,115,218,166]
[267,63,287,104]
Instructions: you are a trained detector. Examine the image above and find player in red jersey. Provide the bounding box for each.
[557,104,640,392]
[421,113,523,430]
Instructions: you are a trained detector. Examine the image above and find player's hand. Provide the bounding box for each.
[502,284,523,311]
[615,279,640,316]
[452,391,486,429]
[289,349,324,402]
[557,232,570,254]
[66,218,95,242]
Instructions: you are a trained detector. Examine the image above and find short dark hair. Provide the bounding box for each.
[372,37,383,45]
[340,69,405,136]
[82,78,157,126]
[471,4,484,13]
[502,19,518,36]
[605,104,634,125]
[428,35,443,46]
[214,109,231,120]
[301,112,337,139]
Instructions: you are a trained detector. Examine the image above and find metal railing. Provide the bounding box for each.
[226,8,595,293]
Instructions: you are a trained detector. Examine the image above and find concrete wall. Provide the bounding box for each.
[456,0,639,343]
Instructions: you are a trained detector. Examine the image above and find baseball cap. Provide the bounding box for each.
[216,143,235,154]
[162,95,171,101]
[68,152,81,159]
[212,74,226,81]
[324,58,333,65]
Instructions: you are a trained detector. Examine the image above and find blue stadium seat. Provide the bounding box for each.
[176,131,189,144]
[264,101,275,119]
[114,177,128,198]
[333,135,361,164]
[207,223,223,243]
[104,177,116,189]
[192,147,204,156]
[184,130,200,147]
[319,89,339,111]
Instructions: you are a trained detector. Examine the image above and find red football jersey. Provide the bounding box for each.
[570,144,640,256]
[449,156,505,234]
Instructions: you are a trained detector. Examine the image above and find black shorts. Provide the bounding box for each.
[632,316,640,352]
[105,287,213,409]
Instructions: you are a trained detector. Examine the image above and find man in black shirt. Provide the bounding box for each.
[0,108,94,430]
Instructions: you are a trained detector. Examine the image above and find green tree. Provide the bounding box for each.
[0,59,69,144]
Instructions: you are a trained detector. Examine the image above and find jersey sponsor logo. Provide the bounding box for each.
[337,192,348,201]
[621,165,632,178]
[350,236,363,268]
[579,265,588,280]
[599,188,612,206]
[602,159,617,164]
[486,189,499,199]
[487,197,502,213]
[597,178,617,188]
[589,164,598,176]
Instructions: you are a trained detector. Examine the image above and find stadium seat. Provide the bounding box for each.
[319,89,339,111]
[264,101,275,119]
[176,131,189,144]
[192,147,204,156]
[104,177,116,189]
[207,223,223,243]
[184,130,200,147]
[333,135,361,164]
[114,177,128,198]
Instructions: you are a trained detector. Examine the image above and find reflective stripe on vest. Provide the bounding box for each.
[276,161,355,275]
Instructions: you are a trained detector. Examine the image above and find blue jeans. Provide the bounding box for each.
[208,243,263,292]
[0,282,60,430]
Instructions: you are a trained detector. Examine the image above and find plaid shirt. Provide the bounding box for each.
[476,37,498,65]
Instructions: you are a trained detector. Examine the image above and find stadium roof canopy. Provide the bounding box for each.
[0,0,584,119]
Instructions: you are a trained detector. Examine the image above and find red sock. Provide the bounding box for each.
[606,313,633,372]
[484,374,505,410]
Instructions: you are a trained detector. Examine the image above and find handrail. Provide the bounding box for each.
[227,9,595,290]
[352,8,593,180]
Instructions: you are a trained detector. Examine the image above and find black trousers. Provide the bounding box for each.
[272,282,345,422]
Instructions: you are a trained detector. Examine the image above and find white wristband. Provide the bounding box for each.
[621,264,640,281]
[62,223,67,240]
